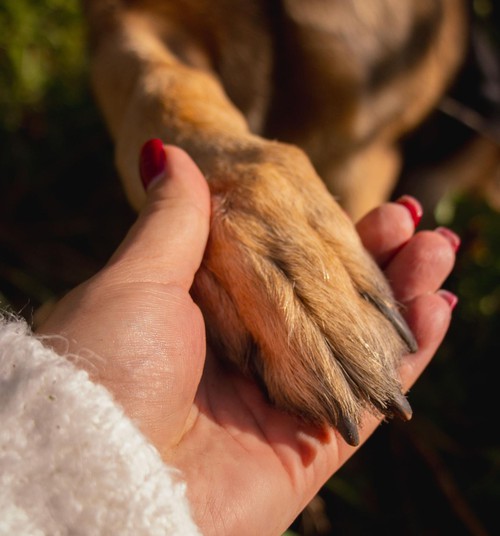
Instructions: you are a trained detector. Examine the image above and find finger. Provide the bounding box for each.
[356,196,422,267]
[109,142,211,290]
[397,292,454,387]
[385,230,457,303]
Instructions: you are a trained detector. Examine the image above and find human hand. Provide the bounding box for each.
[38,143,457,536]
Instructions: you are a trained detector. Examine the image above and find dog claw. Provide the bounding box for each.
[361,292,418,353]
[335,393,411,446]
[336,415,360,447]
[389,392,413,421]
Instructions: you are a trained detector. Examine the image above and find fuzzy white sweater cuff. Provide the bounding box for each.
[0,317,201,535]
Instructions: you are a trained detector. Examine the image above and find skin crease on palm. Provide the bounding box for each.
[37,146,456,536]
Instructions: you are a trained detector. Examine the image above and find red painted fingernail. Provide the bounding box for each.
[396,195,423,227]
[139,138,166,190]
[435,227,461,252]
[437,289,458,311]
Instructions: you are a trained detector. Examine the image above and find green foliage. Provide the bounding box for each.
[0,0,86,130]
[445,196,500,324]
[0,0,126,314]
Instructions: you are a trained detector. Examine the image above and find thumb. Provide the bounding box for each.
[109,140,211,289]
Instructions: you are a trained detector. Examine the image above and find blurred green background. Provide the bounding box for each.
[1,1,498,535]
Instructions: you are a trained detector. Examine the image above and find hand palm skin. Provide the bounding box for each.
[38,147,455,536]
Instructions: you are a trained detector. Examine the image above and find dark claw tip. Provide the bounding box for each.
[390,392,413,421]
[337,415,360,446]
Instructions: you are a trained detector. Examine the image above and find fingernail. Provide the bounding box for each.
[140,138,166,190]
[435,227,461,252]
[396,195,423,227]
[437,289,458,311]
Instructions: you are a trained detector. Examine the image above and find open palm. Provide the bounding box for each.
[38,146,456,536]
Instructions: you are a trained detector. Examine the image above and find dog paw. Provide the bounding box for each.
[192,142,416,445]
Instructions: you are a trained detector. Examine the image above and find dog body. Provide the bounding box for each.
[82,0,467,444]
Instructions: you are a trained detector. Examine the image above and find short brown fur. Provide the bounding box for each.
[81,0,468,445]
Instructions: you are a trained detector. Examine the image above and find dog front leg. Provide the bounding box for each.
[82,3,257,209]
[82,1,417,445]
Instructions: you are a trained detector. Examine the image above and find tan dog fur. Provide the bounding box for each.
[81,0,467,445]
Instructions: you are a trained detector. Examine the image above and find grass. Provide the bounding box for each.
[1,2,499,535]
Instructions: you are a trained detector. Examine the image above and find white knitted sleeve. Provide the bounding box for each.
[0,317,201,536]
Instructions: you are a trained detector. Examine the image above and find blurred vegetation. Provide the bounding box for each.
[0,0,134,312]
[0,1,499,535]
[0,0,85,130]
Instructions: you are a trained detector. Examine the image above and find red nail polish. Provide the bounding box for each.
[140,138,166,190]
[396,195,423,227]
[437,290,458,311]
[435,227,461,252]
